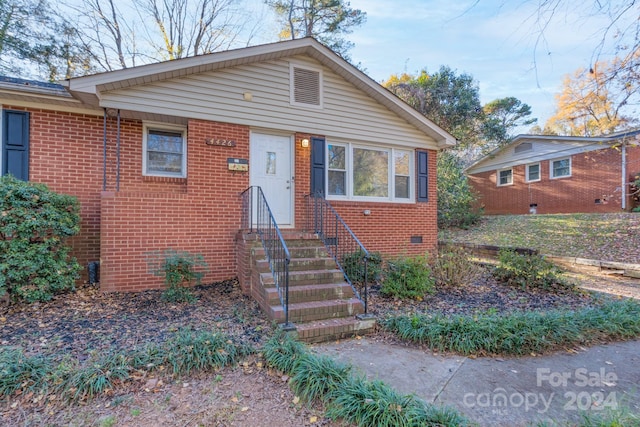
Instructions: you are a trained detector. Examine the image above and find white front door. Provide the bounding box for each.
[250,132,293,226]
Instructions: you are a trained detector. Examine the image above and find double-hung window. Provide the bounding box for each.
[497,168,513,186]
[143,124,187,177]
[327,143,413,202]
[550,157,571,178]
[526,163,540,182]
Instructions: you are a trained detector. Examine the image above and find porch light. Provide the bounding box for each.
[301,138,310,148]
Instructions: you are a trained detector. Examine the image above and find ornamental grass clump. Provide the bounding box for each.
[0,175,81,302]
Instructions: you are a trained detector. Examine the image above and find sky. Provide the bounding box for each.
[325,0,631,130]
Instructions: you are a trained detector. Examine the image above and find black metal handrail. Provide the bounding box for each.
[241,186,293,329]
[305,192,372,316]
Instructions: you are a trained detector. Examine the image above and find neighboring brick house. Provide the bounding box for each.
[466,132,640,215]
[0,38,454,293]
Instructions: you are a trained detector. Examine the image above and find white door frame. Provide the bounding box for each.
[249,131,295,227]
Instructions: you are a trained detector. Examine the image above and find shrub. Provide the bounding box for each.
[381,255,435,299]
[146,249,209,303]
[494,249,574,292]
[341,250,383,284]
[429,246,484,287]
[437,151,483,229]
[0,175,81,302]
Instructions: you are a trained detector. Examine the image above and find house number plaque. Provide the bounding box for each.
[205,138,236,147]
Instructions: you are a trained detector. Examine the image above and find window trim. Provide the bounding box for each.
[326,141,414,203]
[497,168,513,186]
[525,162,541,183]
[550,157,571,179]
[289,62,323,110]
[142,122,187,178]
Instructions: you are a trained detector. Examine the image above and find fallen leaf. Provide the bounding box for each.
[309,416,318,423]
[241,406,249,412]
[292,396,300,404]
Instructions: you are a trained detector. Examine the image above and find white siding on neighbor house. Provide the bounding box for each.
[468,139,612,174]
[97,56,438,150]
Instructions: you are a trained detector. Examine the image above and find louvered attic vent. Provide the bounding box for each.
[293,66,321,106]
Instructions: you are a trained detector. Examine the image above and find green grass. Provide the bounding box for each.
[438,213,640,264]
[263,332,471,426]
[383,299,640,356]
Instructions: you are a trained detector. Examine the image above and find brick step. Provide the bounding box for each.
[260,269,345,286]
[251,245,330,260]
[271,298,364,323]
[295,316,376,344]
[263,282,355,305]
[255,257,338,272]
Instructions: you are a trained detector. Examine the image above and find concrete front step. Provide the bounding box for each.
[295,316,376,343]
[263,282,355,305]
[272,298,364,323]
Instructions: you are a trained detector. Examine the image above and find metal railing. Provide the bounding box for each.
[241,186,293,329]
[305,192,372,316]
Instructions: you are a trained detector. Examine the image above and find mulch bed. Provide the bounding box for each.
[367,269,597,320]
[0,279,271,361]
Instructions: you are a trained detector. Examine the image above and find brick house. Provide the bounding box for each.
[1,39,453,337]
[466,132,640,215]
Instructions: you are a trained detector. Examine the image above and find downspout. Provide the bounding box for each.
[116,109,121,192]
[622,142,627,210]
[103,108,107,191]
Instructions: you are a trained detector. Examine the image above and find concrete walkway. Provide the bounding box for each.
[312,338,640,426]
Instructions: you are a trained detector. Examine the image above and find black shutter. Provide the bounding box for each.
[310,136,325,196]
[2,110,30,181]
[417,150,428,202]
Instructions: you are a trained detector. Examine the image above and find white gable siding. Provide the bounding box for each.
[468,139,611,174]
[98,56,438,149]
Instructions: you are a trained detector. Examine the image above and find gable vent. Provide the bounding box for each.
[514,142,533,154]
[293,67,321,106]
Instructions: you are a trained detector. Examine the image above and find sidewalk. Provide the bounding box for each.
[312,338,640,426]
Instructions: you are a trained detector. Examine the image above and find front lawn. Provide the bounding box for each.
[438,213,640,264]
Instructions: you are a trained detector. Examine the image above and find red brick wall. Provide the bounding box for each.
[99,119,250,291]
[293,142,438,256]
[8,106,105,280]
[468,146,635,214]
[16,105,439,291]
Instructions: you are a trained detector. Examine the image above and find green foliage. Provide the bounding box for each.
[290,354,351,402]
[494,249,574,293]
[341,250,383,284]
[262,330,306,374]
[386,67,483,147]
[481,97,537,151]
[147,249,209,303]
[429,246,483,287]
[0,349,53,396]
[265,0,366,58]
[383,299,640,356]
[0,328,250,401]
[381,255,434,299]
[0,174,81,302]
[61,353,129,401]
[437,150,483,229]
[162,329,251,375]
[262,333,470,426]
